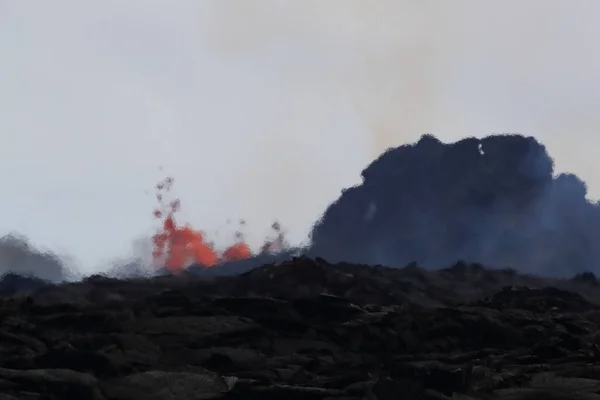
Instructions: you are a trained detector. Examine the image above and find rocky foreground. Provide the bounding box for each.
[3,258,600,399]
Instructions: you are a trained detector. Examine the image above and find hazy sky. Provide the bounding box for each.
[1,1,600,274]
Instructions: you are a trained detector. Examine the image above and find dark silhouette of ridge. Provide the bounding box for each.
[310,133,600,276]
[0,272,50,296]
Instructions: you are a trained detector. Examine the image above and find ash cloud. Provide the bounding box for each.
[0,234,71,282]
[310,134,600,277]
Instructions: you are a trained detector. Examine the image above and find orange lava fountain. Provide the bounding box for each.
[151,177,285,272]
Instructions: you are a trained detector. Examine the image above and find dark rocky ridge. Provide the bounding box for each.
[3,257,600,399]
[310,134,600,276]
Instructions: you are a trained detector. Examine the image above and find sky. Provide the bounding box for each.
[1,1,600,274]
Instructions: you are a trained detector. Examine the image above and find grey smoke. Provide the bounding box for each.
[0,234,74,282]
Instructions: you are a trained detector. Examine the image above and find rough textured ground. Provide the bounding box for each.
[3,257,600,399]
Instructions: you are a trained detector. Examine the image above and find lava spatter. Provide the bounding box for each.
[151,176,284,272]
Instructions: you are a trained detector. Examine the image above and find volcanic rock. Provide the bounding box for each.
[1,257,600,398]
[0,273,50,297]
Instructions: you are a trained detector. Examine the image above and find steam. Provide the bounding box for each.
[196,0,461,219]
[100,0,600,280]
[194,0,600,248]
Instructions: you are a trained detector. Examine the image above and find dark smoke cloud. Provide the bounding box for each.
[0,234,71,282]
[309,134,600,277]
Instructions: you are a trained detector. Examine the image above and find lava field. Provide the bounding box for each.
[2,257,600,399]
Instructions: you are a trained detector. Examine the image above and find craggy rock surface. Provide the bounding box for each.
[4,257,600,399]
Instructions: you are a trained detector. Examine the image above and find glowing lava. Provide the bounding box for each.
[151,177,284,272]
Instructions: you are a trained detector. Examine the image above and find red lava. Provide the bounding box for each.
[151,177,285,272]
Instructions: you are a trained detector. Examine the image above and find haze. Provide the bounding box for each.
[1,1,599,274]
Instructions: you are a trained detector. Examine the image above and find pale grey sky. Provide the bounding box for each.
[1,1,599,274]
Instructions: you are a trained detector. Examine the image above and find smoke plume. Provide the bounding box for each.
[0,234,73,282]
[310,134,600,277]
